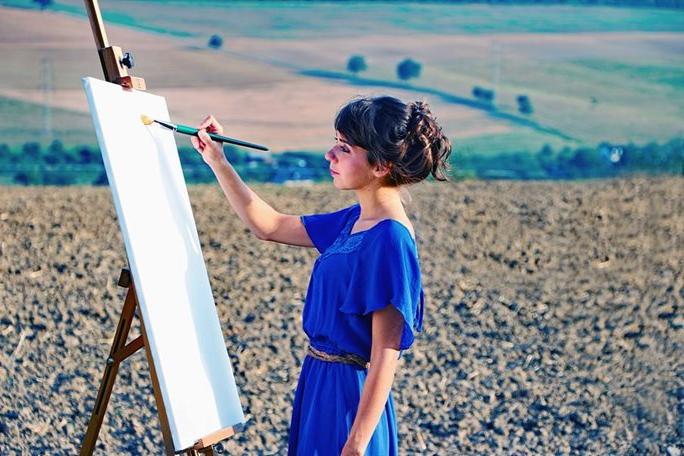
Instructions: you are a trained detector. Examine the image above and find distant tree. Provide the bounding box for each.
[397,58,421,82]
[22,142,41,161]
[44,153,59,166]
[472,86,495,104]
[517,95,533,115]
[47,139,64,165]
[14,172,30,185]
[77,146,96,164]
[538,144,553,157]
[536,144,557,175]
[347,55,367,75]
[33,0,53,10]
[43,172,72,186]
[93,171,109,186]
[14,167,42,185]
[227,146,248,165]
[569,148,593,169]
[208,34,223,50]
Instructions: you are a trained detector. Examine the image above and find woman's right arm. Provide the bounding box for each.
[192,115,314,248]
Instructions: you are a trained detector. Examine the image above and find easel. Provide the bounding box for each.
[80,270,232,455]
[79,1,236,454]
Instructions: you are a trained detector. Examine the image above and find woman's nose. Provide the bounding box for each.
[325,147,337,162]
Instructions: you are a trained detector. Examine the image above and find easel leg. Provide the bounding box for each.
[80,272,139,455]
[80,268,236,454]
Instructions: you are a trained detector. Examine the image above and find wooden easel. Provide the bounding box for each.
[80,1,237,453]
[80,269,233,455]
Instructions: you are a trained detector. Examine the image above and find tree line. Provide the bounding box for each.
[453,139,683,180]
[0,138,681,185]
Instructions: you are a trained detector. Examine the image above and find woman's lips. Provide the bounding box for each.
[330,169,338,175]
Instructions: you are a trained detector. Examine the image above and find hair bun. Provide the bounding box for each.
[406,100,438,146]
[404,100,452,182]
[409,101,429,125]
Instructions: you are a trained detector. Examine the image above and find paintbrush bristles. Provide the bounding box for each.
[140,114,154,126]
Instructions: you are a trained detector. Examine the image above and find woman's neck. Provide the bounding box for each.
[354,186,404,221]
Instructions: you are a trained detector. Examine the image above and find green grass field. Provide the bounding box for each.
[456,130,580,157]
[0,96,95,147]
[42,1,684,38]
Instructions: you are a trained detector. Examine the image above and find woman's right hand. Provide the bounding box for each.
[191,114,228,168]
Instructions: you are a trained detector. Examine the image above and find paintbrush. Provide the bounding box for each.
[140,114,269,151]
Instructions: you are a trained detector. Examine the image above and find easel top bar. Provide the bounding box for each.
[84,0,109,49]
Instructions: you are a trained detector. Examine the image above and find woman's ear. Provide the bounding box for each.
[372,161,392,178]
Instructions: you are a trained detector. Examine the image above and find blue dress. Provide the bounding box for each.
[288,203,425,455]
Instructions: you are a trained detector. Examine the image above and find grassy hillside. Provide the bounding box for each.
[0,96,95,146]
[0,1,682,161]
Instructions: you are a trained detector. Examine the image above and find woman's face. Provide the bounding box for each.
[325,131,387,190]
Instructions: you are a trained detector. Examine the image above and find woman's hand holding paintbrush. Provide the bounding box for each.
[189,115,271,225]
[191,115,232,168]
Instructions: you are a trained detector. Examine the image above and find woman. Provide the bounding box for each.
[191,96,451,455]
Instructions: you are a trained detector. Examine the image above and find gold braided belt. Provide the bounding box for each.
[307,345,370,370]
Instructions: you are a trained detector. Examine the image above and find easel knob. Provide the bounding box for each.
[121,52,135,69]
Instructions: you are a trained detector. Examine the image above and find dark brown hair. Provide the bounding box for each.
[334,96,452,186]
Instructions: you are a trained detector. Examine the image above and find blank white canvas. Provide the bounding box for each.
[83,77,244,451]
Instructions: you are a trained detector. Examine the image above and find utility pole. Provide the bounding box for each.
[490,40,501,92]
[41,56,53,140]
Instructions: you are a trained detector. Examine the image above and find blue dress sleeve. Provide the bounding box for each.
[338,221,425,350]
[300,204,358,254]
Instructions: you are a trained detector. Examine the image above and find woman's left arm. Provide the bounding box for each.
[341,305,405,456]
